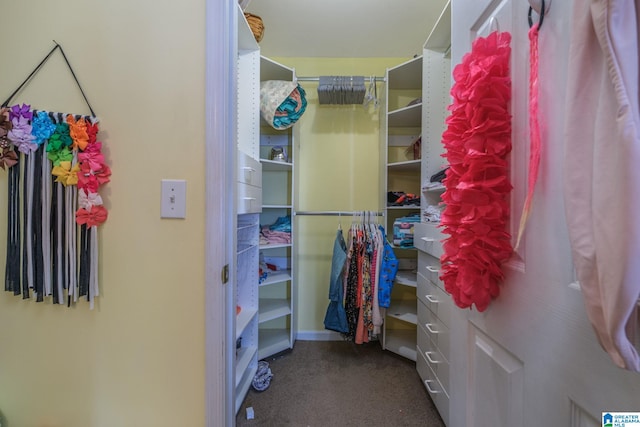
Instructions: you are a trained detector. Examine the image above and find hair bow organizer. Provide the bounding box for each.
[1,42,111,309]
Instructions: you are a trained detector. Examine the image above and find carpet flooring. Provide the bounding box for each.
[236,340,446,426]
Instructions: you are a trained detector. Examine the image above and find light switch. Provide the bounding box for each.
[161,179,186,219]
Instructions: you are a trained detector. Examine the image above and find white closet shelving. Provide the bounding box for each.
[414,1,452,425]
[258,56,297,361]
[233,6,261,415]
[381,55,423,362]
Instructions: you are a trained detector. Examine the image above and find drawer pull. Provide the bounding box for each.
[426,265,440,273]
[241,167,256,181]
[424,379,441,394]
[425,323,440,334]
[425,351,440,364]
[425,294,439,304]
[243,197,256,201]
[421,237,435,243]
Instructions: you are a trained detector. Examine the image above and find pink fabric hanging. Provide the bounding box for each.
[564,0,640,371]
[515,23,542,249]
[439,31,513,312]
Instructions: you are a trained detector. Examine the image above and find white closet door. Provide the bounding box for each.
[448,1,640,426]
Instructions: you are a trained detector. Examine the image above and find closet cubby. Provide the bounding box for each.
[381,55,423,362]
[258,56,297,361]
[233,5,261,415]
[414,1,452,425]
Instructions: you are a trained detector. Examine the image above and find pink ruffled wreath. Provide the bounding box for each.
[439,31,513,312]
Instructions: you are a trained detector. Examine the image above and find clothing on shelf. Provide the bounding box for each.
[423,204,443,223]
[387,191,419,207]
[260,215,291,245]
[393,213,421,248]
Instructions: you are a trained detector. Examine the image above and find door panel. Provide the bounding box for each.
[449,1,640,426]
[468,325,523,427]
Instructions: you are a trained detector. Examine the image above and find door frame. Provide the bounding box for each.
[205,0,236,425]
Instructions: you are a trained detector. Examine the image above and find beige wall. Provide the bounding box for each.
[0,1,206,426]
[270,57,409,335]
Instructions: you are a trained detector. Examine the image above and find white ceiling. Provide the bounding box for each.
[243,0,450,58]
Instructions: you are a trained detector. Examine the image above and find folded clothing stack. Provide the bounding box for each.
[260,215,291,245]
[393,213,421,248]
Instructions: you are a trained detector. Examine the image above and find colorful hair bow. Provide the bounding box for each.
[48,123,72,151]
[86,122,98,144]
[76,205,108,227]
[67,116,89,151]
[94,164,111,185]
[10,103,32,121]
[78,189,103,210]
[51,160,80,186]
[47,146,73,166]
[78,149,104,171]
[0,107,12,139]
[8,116,37,154]
[77,171,99,193]
[0,147,18,170]
[32,111,57,145]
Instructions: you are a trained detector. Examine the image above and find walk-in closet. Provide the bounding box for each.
[2,1,640,426]
[229,0,640,426]
[231,1,454,423]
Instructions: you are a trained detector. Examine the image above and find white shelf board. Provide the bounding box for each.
[237,222,258,232]
[388,56,423,89]
[259,298,292,323]
[261,204,293,210]
[237,244,258,257]
[385,330,417,361]
[259,243,292,250]
[258,328,292,360]
[237,5,259,53]
[260,269,292,287]
[395,270,417,287]
[422,183,446,193]
[424,0,451,54]
[260,56,294,81]
[260,159,292,172]
[235,362,258,414]
[235,346,258,388]
[387,301,418,325]
[236,308,258,340]
[388,104,422,128]
[387,159,421,172]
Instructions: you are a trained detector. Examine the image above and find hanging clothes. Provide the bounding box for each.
[323,228,349,333]
[323,215,397,344]
[564,0,640,371]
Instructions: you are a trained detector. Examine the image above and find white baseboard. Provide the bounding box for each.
[295,330,344,341]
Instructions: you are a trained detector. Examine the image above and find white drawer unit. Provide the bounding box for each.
[416,347,450,426]
[417,271,451,328]
[413,222,445,258]
[418,251,445,290]
[237,152,263,215]
[237,150,263,188]
[417,320,450,387]
[417,298,450,361]
[236,182,262,214]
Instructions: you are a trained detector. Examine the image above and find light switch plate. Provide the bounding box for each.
[161,179,186,219]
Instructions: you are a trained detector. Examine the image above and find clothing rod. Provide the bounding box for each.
[295,211,384,216]
[296,76,385,82]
